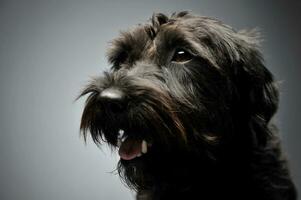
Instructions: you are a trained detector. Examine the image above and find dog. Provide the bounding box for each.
[78,11,297,200]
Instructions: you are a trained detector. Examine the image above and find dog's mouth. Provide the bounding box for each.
[117,129,152,161]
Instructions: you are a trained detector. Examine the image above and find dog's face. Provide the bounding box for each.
[79,12,278,190]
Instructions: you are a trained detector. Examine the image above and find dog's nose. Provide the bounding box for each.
[99,88,127,114]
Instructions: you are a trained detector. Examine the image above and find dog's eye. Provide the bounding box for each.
[171,49,193,63]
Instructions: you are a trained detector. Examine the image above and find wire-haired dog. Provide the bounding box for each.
[78,12,296,200]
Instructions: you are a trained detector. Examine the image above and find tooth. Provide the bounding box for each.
[142,140,147,154]
[118,129,124,138]
[121,136,127,142]
[137,153,142,157]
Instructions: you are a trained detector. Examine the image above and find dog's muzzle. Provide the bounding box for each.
[98,87,151,161]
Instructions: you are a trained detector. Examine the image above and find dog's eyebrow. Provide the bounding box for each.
[107,27,150,67]
[107,44,127,68]
[156,26,192,50]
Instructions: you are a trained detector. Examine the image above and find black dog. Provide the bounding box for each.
[79,12,296,200]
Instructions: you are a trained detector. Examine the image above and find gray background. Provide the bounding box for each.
[0,0,300,199]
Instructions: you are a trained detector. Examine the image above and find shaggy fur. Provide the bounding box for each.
[79,12,297,199]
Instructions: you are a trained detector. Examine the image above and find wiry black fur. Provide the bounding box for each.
[79,11,297,200]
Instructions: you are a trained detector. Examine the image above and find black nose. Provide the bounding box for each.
[99,88,127,114]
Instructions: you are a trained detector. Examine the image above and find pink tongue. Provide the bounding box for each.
[118,138,142,160]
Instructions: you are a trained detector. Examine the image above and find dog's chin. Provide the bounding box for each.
[119,154,148,167]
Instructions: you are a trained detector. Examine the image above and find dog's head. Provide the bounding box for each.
[78,11,278,190]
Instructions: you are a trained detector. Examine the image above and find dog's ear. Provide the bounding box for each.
[152,13,169,28]
[232,30,279,146]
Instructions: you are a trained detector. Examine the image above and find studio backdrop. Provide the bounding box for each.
[0,0,300,199]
